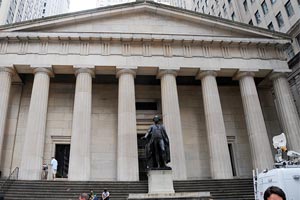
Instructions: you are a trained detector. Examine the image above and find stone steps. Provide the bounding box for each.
[0,178,254,200]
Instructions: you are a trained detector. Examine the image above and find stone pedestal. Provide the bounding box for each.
[129,170,212,200]
[148,170,175,194]
[128,192,212,200]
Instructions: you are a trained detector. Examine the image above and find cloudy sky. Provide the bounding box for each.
[69,0,97,12]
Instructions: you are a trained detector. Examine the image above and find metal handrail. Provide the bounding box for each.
[0,167,19,195]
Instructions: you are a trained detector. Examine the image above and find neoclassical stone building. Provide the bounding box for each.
[0,1,299,181]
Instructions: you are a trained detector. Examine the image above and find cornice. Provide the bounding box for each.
[0,32,290,47]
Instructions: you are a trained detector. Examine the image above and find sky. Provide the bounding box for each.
[69,0,97,12]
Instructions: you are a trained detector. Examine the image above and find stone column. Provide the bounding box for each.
[19,68,52,180]
[0,67,15,165]
[117,69,139,181]
[270,72,300,152]
[158,70,187,180]
[68,68,94,181]
[236,72,273,171]
[197,71,233,179]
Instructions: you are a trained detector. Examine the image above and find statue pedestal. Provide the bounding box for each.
[128,169,212,199]
[148,169,175,194]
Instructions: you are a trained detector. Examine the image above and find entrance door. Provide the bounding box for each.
[137,134,148,180]
[55,144,70,178]
[228,143,237,176]
[136,100,161,180]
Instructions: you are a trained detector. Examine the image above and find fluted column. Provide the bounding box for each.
[117,69,139,181]
[19,68,52,180]
[270,72,300,152]
[0,67,15,166]
[158,70,187,180]
[197,71,233,179]
[236,72,273,170]
[68,68,94,181]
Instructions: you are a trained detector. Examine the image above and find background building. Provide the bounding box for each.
[0,0,70,25]
[190,0,300,115]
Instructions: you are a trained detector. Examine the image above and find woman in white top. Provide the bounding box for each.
[101,189,110,200]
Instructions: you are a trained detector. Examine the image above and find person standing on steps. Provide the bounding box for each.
[50,157,58,180]
[41,163,48,180]
[101,189,110,200]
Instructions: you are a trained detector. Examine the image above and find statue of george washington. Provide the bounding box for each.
[142,115,171,170]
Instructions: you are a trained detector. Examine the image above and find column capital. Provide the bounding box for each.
[269,72,287,81]
[116,68,136,78]
[0,67,16,76]
[33,67,54,77]
[196,70,217,80]
[234,71,255,80]
[157,70,177,79]
[75,68,95,78]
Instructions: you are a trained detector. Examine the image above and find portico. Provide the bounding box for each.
[0,1,299,181]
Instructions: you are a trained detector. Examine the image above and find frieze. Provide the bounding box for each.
[18,41,28,54]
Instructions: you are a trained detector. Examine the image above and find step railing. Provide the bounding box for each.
[0,167,19,196]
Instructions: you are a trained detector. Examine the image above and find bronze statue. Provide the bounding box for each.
[142,115,171,170]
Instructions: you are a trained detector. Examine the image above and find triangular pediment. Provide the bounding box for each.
[0,1,289,40]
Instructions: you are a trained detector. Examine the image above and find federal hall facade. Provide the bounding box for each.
[0,1,299,181]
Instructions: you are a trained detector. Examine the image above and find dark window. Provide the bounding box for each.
[268,22,274,30]
[243,0,248,11]
[223,4,227,14]
[228,0,231,4]
[270,0,276,4]
[218,12,221,17]
[286,45,295,59]
[297,34,300,45]
[261,1,268,15]
[231,12,235,21]
[249,19,253,25]
[255,10,261,24]
[136,102,158,111]
[285,0,294,17]
[276,12,284,28]
[298,0,300,5]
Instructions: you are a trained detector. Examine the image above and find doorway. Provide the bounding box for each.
[137,134,148,180]
[228,143,237,177]
[55,144,70,178]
